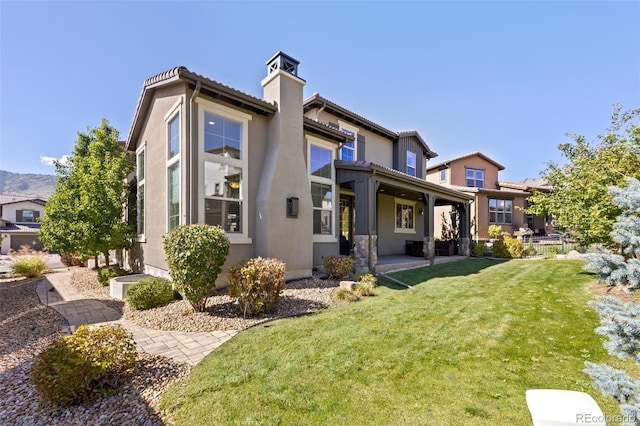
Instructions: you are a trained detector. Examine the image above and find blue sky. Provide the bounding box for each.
[1,1,638,182]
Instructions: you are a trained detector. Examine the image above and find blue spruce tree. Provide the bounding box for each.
[584,177,640,426]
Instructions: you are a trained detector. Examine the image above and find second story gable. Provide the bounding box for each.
[303,94,437,179]
[0,197,46,224]
[426,151,505,189]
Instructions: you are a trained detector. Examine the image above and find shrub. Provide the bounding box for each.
[492,238,511,258]
[493,235,525,259]
[60,253,86,267]
[471,241,487,257]
[228,257,286,317]
[323,255,353,279]
[354,273,377,297]
[30,324,137,408]
[11,255,46,278]
[333,288,359,302]
[488,225,503,239]
[163,224,230,312]
[97,265,127,287]
[126,277,175,310]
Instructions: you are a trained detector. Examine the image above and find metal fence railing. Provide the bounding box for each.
[475,236,580,258]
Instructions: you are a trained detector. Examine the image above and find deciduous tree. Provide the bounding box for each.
[527,106,640,247]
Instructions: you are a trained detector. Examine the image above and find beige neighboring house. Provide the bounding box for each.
[123,51,473,283]
[426,152,551,239]
[0,195,46,254]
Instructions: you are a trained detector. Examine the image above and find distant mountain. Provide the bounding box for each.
[0,170,56,199]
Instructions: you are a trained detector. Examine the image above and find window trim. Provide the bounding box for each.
[308,135,337,243]
[406,151,417,176]
[166,105,182,232]
[338,120,358,161]
[394,198,416,234]
[135,141,146,241]
[488,198,514,225]
[197,98,252,244]
[465,167,484,188]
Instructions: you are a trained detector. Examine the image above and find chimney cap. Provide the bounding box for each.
[266,51,300,77]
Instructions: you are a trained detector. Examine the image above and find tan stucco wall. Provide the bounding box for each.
[1,201,45,223]
[448,157,500,189]
[377,193,425,256]
[472,192,528,238]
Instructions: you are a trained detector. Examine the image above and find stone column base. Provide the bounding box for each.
[460,237,470,256]
[354,234,377,273]
[424,236,435,264]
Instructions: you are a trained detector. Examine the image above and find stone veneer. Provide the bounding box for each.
[459,237,470,256]
[354,234,377,273]
[424,236,435,264]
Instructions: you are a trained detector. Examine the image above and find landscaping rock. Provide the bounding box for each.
[340,280,356,291]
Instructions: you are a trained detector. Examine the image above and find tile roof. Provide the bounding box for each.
[499,179,551,191]
[0,196,47,206]
[427,151,505,171]
[397,130,437,158]
[447,184,529,195]
[0,223,41,233]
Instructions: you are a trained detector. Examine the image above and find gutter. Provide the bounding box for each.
[189,81,202,224]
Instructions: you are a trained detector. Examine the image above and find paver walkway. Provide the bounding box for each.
[35,270,238,366]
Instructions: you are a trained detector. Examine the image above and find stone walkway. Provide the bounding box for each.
[35,270,237,366]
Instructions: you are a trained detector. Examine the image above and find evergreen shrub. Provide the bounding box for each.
[126,277,175,310]
[97,265,127,287]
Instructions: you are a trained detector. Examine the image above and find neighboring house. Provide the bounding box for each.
[426,152,550,239]
[0,195,46,254]
[124,51,473,283]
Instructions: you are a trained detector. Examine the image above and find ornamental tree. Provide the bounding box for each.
[39,119,135,264]
[583,178,640,425]
[527,106,640,247]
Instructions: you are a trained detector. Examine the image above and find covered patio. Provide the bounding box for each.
[375,254,468,274]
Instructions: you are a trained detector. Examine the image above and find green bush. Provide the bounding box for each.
[333,288,360,302]
[492,235,526,259]
[30,324,137,408]
[11,255,46,278]
[354,273,377,297]
[228,257,286,317]
[126,277,175,310]
[471,241,487,257]
[323,255,353,279]
[492,239,511,258]
[163,224,230,312]
[97,265,127,287]
[488,225,503,239]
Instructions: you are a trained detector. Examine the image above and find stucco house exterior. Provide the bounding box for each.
[124,52,473,283]
[425,152,551,239]
[0,196,46,254]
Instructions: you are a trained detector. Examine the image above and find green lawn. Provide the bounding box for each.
[161,259,631,425]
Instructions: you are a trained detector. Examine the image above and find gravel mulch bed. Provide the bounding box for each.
[0,275,189,426]
[69,268,341,332]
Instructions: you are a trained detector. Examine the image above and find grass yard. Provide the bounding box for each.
[161,259,634,425]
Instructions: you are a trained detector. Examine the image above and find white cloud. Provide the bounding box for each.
[40,155,70,166]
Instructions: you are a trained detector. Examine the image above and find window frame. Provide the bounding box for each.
[466,167,484,188]
[165,100,182,232]
[136,142,146,240]
[488,198,514,225]
[406,151,417,176]
[308,135,337,243]
[394,198,416,234]
[338,121,358,162]
[197,98,252,244]
[439,168,447,183]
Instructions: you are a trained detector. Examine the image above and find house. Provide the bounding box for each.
[0,195,46,254]
[124,52,473,283]
[425,152,550,239]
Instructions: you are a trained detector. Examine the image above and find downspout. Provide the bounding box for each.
[189,81,202,224]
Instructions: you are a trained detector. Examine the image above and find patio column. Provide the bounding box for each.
[422,193,435,265]
[353,176,378,273]
[456,202,471,256]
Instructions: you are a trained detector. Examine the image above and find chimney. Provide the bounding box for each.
[255,52,313,280]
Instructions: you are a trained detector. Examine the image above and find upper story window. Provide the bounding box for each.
[22,210,35,222]
[308,137,336,242]
[338,122,358,161]
[466,168,484,188]
[439,168,447,182]
[489,198,513,224]
[166,100,182,231]
[136,144,146,236]
[407,151,417,176]
[394,199,415,233]
[198,98,251,242]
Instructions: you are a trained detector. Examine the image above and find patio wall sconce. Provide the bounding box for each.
[418,209,424,216]
[286,197,299,218]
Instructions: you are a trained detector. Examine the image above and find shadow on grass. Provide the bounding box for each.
[377,258,508,290]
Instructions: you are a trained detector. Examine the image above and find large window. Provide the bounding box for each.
[308,137,336,242]
[395,199,415,233]
[489,198,513,224]
[338,122,358,161]
[466,168,484,187]
[198,99,251,242]
[167,109,181,231]
[407,151,417,176]
[136,145,146,236]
